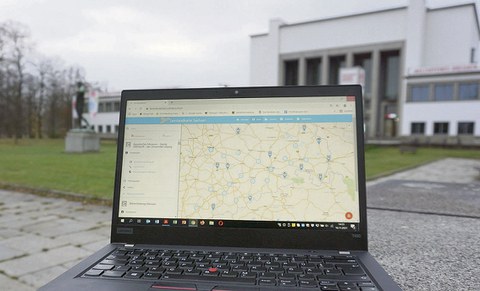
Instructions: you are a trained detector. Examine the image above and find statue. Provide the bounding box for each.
[66,81,99,153]
[75,82,89,128]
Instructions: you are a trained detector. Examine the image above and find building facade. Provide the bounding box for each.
[83,93,121,137]
[249,0,480,143]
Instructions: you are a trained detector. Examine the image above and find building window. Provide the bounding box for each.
[105,102,113,112]
[114,101,121,112]
[284,60,299,85]
[434,83,454,101]
[328,55,346,85]
[433,122,449,135]
[115,125,119,133]
[410,84,430,102]
[98,102,105,113]
[98,125,103,133]
[354,53,372,96]
[380,50,400,101]
[458,122,474,135]
[458,83,478,100]
[306,58,322,85]
[106,125,111,133]
[411,122,425,135]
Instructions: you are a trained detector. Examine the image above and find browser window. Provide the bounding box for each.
[118,96,359,231]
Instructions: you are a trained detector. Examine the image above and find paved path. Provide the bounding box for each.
[0,158,479,290]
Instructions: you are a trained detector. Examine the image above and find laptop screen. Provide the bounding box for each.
[117,93,360,233]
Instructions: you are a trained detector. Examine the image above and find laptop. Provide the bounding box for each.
[41,85,401,291]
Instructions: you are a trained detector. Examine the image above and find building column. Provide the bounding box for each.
[299,57,306,85]
[346,52,354,68]
[321,54,329,85]
[370,49,381,138]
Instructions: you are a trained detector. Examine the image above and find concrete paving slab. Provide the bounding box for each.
[55,229,110,246]
[0,233,68,253]
[21,218,97,237]
[0,227,23,240]
[0,244,25,261]
[0,245,91,277]
[0,273,35,291]
[369,158,480,185]
[81,239,110,253]
[368,179,480,217]
[19,265,69,289]
[368,209,480,291]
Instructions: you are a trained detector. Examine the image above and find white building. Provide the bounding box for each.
[84,93,121,137]
[250,0,480,144]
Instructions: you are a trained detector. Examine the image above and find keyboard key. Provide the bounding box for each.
[131,266,148,272]
[298,274,316,280]
[268,267,284,273]
[325,269,343,276]
[203,270,219,277]
[278,273,296,280]
[239,271,256,279]
[318,275,368,281]
[124,271,143,279]
[258,272,276,279]
[279,279,296,287]
[143,272,162,280]
[128,260,144,266]
[102,270,125,278]
[101,259,127,265]
[358,282,375,287]
[306,268,324,275]
[84,269,103,277]
[93,264,114,270]
[343,267,366,276]
[338,281,357,288]
[166,268,183,275]
[299,279,317,288]
[258,278,276,286]
[113,265,130,272]
[220,270,239,278]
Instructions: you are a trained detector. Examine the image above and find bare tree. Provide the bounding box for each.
[0,21,31,143]
[0,20,91,141]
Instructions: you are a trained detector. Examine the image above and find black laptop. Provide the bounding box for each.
[41,85,401,291]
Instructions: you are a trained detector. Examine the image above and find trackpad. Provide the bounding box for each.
[150,282,197,290]
[211,286,259,291]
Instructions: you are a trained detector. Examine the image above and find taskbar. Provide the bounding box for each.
[118,217,359,232]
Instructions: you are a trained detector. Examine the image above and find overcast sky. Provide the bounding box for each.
[0,0,473,91]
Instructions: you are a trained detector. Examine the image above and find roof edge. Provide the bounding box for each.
[428,3,480,38]
[279,6,407,29]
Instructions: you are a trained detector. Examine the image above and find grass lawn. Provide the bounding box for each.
[0,139,116,199]
[365,145,480,179]
[0,138,479,200]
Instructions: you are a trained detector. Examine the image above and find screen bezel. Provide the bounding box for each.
[111,86,368,251]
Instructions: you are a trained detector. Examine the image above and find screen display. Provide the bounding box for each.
[117,95,360,232]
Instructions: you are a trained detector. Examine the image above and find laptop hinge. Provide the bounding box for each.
[338,251,351,255]
[124,243,135,249]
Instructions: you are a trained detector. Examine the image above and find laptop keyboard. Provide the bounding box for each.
[82,247,378,290]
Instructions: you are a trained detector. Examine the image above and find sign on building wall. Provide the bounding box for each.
[339,67,365,90]
[408,64,480,76]
[88,91,98,118]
